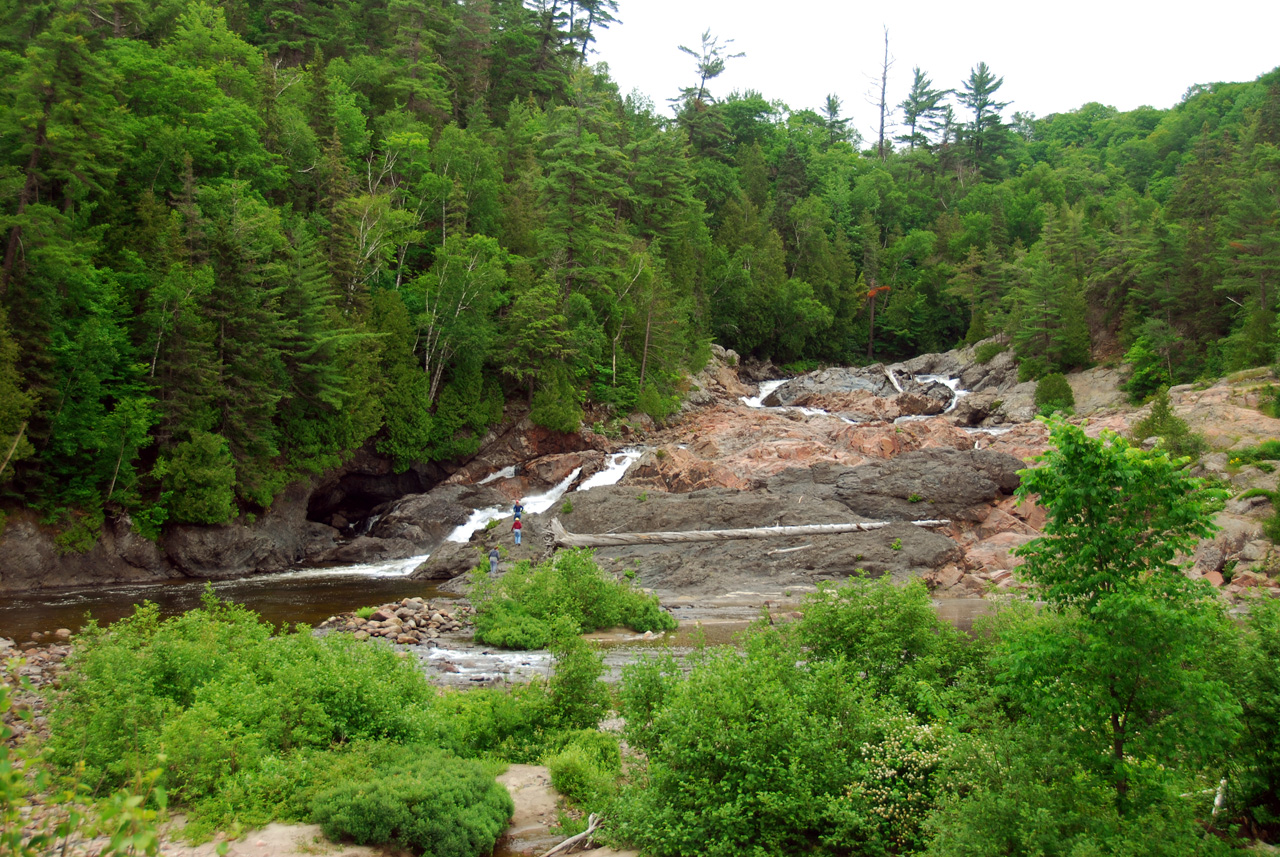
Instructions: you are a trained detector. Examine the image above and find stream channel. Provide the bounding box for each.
[1,379,997,684]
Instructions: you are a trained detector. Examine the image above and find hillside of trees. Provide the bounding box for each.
[0,0,1277,538]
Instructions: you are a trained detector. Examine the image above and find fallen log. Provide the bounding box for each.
[538,813,601,857]
[549,517,950,548]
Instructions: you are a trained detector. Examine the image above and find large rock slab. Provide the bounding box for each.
[415,470,964,595]
[834,448,1024,523]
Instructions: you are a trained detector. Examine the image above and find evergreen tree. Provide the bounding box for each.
[957,62,1010,172]
[897,67,949,151]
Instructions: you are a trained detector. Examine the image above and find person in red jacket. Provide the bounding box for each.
[512,517,522,545]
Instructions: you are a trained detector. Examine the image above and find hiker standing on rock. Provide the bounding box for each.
[512,518,522,545]
[488,547,500,574]
[513,498,524,520]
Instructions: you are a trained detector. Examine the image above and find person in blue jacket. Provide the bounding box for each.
[513,499,524,520]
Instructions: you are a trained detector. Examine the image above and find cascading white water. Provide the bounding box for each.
[578,448,643,491]
[740,378,789,408]
[253,553,429,580]
[446,466,584,544]
[892,374,970,423]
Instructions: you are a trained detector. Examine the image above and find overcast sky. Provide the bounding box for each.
[592,0,1280,143]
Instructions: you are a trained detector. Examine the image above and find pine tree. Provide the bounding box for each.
[957,62,1010,172]
[897,67,950,151]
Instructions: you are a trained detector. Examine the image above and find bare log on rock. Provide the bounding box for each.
[549,517,950,548]
[538,813,601,857]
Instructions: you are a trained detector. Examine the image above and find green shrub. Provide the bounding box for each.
[544,636,610,730]
[974,342,1005,365]
[1261,385,1280,419]
[546,730,621,810]
[156,431,237,524]
[1018,355,1050,383]
[636,383,678,424]
[1231,439,1280,466]
[469,548,676,649]
[44,591,443,812]
[354,606,375,620]
[780,359,822,375]
[1130,387,1208,460]
[795,576,969,715]
[52,506,104,554]
[430,646,609,763]
[309,751,512,857]
[1,676,166,856]
[616,632,874,856]
[1034,373,1075,416]
[926,725,1218,857]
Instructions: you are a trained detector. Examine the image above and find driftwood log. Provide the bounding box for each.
[549,517,950,548]
[538,813,601,857]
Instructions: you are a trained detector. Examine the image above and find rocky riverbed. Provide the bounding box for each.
[2,342,1278,604]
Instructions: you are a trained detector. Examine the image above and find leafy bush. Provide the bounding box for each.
[616,631,882,857]
[309,751,512,857]
[1034,372,1075,416]
[795,576,969,715]
[1231,439,1280,466]
[530,368,583,434]
[636,382,679,424]
[857,712,954,852]
[926,725,1223,857]
[973,342,1005,364]
[44,591,445,825]
[1261,385,1280,419]
[470,548,675,649]
[52,506,104,554]
[428,638,610,763]
[546,730,621,810]
[780,359,822,374]
[1,673,165,856]
[1017,355,1050,383]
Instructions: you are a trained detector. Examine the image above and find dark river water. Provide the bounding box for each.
[0,566,451,641]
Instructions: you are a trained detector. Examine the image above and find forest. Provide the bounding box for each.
[0,0,1277,537]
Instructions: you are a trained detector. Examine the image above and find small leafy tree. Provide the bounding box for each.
[1129,386,1208,460]
[156,431,237,524]
[1003,420,1233,814]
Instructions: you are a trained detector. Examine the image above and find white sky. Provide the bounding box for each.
[592,0,1280,143]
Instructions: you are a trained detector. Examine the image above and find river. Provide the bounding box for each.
[0,449,648,643]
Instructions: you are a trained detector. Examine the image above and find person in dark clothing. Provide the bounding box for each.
[513,499,524,520]
[488,547,500,574]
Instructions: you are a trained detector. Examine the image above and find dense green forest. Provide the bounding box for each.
[0,0,1277,535]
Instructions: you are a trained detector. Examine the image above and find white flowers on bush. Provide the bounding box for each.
[850,713,951,847]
